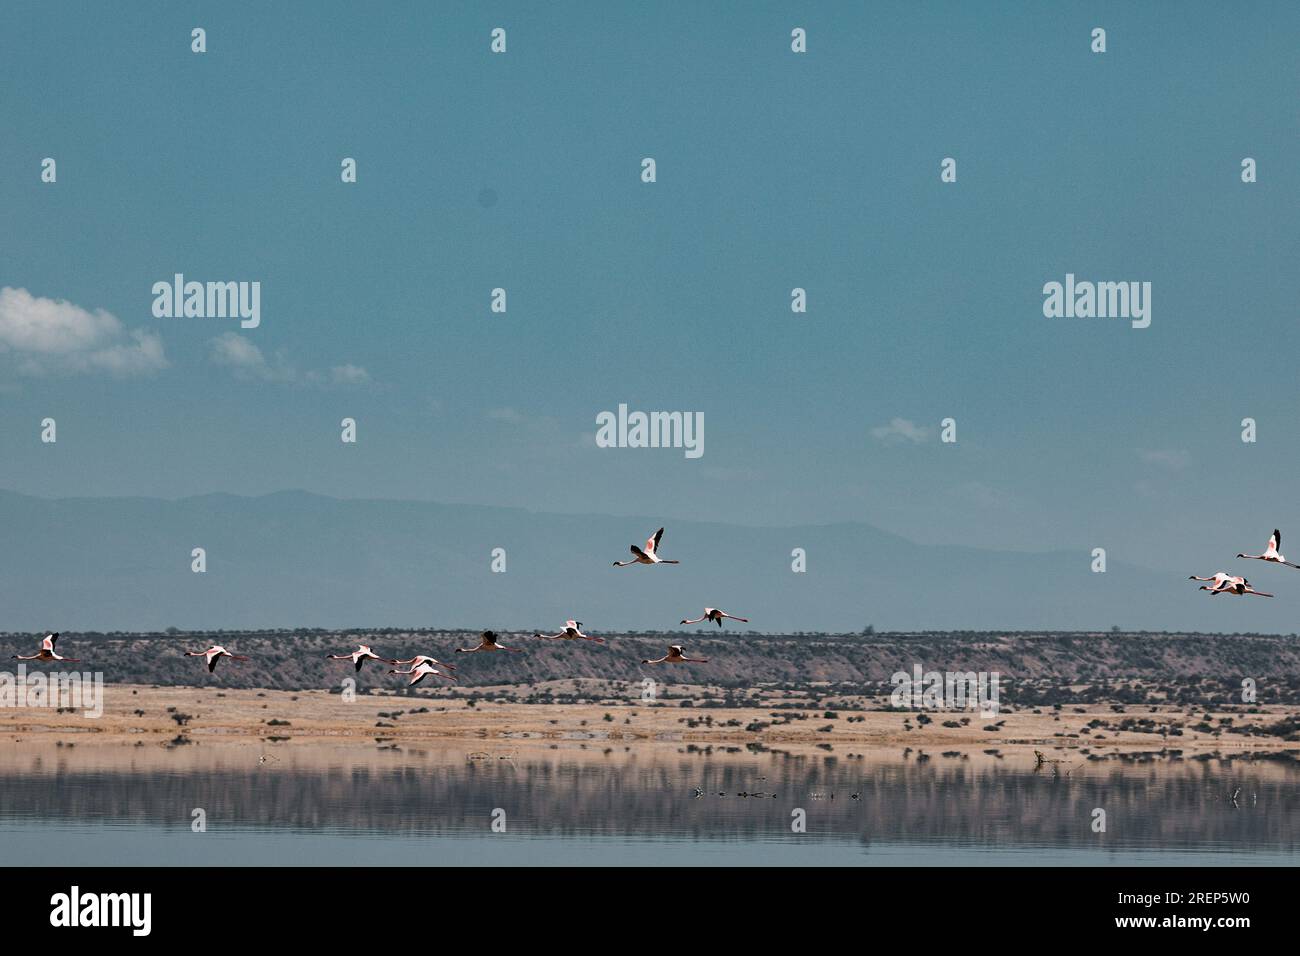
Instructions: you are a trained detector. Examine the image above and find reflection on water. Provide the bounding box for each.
[2,741,1297,865]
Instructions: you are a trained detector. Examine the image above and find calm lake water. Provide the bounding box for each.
[2,742,1297,865]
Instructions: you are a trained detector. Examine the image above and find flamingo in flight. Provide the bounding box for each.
[390,661,458,685]
[642,644,709,664]
[680,608,748,627]
[613,527,679,567]
[185,645,250,672]
[1189,573,1271,597]
[536,620,605,643]
[1189,572,1244,591]
[327,644,395,672]
[11,633,79,663]
[1237,529,1300,569]
[455,631,524,654]
[391,654,457,672]
[1214,580,1273,597]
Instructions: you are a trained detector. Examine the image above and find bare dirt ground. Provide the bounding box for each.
[2,682,1294,755]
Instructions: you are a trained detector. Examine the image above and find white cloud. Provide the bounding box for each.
[85,329,167,375]
[208,332,294,382]
[207,332,367,387]
[952,481,1015,510]
[209,330,268,370]
[325,364,369,386]
[870,417,931,444]
[487,406,527,425]
[1139,448,1190,470]
[486,406,563,439]
[0,286,167,375]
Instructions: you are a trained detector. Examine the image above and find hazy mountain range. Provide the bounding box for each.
[0,489,1291,634]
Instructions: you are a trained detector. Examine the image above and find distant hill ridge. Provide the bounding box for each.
[2,629,1297,697]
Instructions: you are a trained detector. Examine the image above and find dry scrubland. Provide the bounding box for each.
[3,628,1300,694]
[4,630,1299,754]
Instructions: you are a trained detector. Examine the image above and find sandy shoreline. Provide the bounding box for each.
[1,683,1295,754]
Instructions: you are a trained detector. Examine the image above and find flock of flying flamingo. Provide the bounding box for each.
[10,527,741,684]
[1188,529,1300,598]
[15,525,1293,683]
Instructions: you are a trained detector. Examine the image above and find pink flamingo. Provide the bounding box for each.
[391,654,457,671]
[1237,529,1300,569]
[613,527,679,567]
[185,645,250,672]
[327,644,395,672]
[535,620,605,643]
[455,631,524,654]
[11,633,79,663]
[680,608,748,627]
[390,661,457,685]
[642,644,709,664]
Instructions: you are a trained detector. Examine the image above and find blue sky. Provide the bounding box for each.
[1,1,1297,579]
